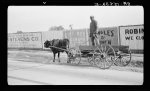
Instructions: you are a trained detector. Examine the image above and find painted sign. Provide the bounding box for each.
[96,27,119,46]
[119,25,144,50]
[8,32,42,48]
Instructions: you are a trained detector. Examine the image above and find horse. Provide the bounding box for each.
[44,39,69,62]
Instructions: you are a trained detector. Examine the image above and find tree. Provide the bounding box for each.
[49,25,64,31]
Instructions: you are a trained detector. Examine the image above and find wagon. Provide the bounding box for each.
[67,35,131,69]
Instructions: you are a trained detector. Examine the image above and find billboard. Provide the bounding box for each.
[96,27,119,46]
[8,32,42,48]
[63,29,89,48]
[119,25,144,50]
[120,25,144,50]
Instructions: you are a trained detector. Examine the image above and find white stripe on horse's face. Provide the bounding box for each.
[44,40,49,48]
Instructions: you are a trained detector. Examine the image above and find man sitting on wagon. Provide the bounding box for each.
[89,15,98,46]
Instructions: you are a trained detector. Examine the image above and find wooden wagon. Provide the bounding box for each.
[67,43,131,69]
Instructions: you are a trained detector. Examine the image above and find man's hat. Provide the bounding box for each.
[90,16,94,18]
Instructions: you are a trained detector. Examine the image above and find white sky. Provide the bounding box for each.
[8,6,144,33]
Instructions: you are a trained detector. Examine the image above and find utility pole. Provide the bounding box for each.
[69,24,73,30]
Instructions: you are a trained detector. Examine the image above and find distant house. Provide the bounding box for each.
[17,31,23,33]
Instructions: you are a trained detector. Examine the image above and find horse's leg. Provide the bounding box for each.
[58,52,60,62]
[67,58,69,63]
[53,52,56,62]
[66,44,70,63]
[66,51,70,63]
[67,51,71,63]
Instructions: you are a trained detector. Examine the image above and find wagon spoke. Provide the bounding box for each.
[100,45,103,53]
[95,58,100,65]
[103,58,106,68]
[101,44,104,52]
[105,58,109,66]
[95,47,102,53]
[106,48,110,54]
[98,47,103,53]
[104,45,107,53]
[114,52,131,67]
[105,58,108,63]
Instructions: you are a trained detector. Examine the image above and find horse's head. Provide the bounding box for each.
[44,40,52,48]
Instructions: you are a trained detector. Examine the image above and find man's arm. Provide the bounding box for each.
[95,21,98,29]
[94,20,98,33]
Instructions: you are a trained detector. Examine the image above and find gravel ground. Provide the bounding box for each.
[8,49,143,73]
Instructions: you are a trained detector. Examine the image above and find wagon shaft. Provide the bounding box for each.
[49,46,68,52]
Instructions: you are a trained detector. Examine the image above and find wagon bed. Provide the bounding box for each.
[79,45,129,53]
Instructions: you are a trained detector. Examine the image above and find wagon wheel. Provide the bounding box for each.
[67,48,81,65]
[87,53,95,66]
[94,44,116,69]
[114,50,131,67]
[88,57,95,66]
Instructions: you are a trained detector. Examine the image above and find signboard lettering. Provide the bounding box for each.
[136,36,144,40]
[8,36,39,42]
[124,27,144,41]
[97,27,119,46]
[99,40,111,45]
[125,28,143,34]
[8,32,42,48]
[119,25,144,50]
[31,37,38,41]
[97,30,114,37]
[125,36,133,40]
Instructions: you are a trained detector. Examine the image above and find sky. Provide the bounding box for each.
[8,6,144,33]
